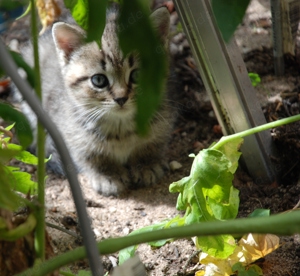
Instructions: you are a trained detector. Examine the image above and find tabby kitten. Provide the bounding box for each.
[18,6,173,196]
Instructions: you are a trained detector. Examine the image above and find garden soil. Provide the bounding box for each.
[1,0,300,275]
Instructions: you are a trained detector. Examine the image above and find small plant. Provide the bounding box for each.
[118,115,300,275]
[249,72,261,87]
[0,121,37,241]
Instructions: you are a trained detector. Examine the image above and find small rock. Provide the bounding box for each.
[123,227,130,235]
[208,110,216,118]
[169,160,183,171]
[93,228,101,238]
[109,207,117,213]
[8,39,19,52]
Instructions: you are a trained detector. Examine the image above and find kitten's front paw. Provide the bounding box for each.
[130,161,169,188]
[89,172,130,196]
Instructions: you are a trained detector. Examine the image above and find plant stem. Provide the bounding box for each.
[30,0,46,261]
[212,114,300,150]
[16,210,300,276]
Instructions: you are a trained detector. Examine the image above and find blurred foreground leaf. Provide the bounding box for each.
[211,0,251,42]
[118,0,167,134]
[64,0,108,42]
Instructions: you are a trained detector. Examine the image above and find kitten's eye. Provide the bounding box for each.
[129,69,139,84]
[91,74,109,88]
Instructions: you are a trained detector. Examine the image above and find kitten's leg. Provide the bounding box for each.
[89,171,128,196]
[85,159,131,196]
[129,161,169,188]
[128,144,169,188]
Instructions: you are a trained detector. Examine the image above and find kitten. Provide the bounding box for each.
[17,6,174,196]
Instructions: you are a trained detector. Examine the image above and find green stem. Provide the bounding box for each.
[16,210,300,276]
[30,0,46,261]
[212,114,300,150]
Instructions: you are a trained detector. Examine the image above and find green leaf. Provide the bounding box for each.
[0,0,29,11]
[64,0,88,30]
[169,140,242,258]
[0,148,21,164]
[64,0,108,42]
[0,103,33,148]
[7,143,40,165]
[4,123,15,131]
[78,270,93,276]
[0,166,26,210]
[9,51,35,88]
[119,245,138,265]
[248,73,261,87]
[216,137,243,173]
[232,262,263,276]
[208,186,239,220]
[86,0,108,42]
[248,209,270,218]
[211,0,251,42]
[196,234,236,259]
[118,1,168,135]
[7,166,38,195]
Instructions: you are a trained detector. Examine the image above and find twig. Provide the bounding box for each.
[46,222,80,239]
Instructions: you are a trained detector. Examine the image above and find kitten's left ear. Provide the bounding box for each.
[150,7,170,45]
[52,22,86,66]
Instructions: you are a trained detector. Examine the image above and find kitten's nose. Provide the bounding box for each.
[114,97,128,107]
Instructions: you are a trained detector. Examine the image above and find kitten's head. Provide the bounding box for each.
[52,6,170,124]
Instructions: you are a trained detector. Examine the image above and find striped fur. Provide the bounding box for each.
[18,6,173,196]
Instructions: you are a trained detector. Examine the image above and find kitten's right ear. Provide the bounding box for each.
[52,22,85,65]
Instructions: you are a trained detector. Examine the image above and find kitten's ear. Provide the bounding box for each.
[150,7,170,44]
[52,22,86,65]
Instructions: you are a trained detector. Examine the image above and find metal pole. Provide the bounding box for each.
[173,0,277,184]
[271,0,285,75]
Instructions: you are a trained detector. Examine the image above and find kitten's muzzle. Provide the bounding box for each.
[114,97,128,107]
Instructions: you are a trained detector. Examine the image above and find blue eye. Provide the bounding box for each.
[130,69,139,84]
[91,74,109,88]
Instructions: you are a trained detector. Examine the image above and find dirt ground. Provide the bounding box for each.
[1,0,300,275]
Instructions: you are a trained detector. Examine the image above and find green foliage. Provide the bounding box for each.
[212,0,251,42]
[119,138,243,262]
[118,0,167,135]
[0,104,33,148]
[0,0,29,11]
[0,124,37,200]
[169,138,242,258]
[64,0,89,30]
[232,262,263,276]
[248,73,261,87]
[64,0,108,43]
[248,209,270,218]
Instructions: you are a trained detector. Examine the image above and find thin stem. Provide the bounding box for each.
[0,39,103,276]
[212,114,300,150]
[16,210,300,276]
[30,0,46,261]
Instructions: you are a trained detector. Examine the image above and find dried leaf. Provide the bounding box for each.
[36,0,61,34]
[198,233,280,275]
[239,233,280,263]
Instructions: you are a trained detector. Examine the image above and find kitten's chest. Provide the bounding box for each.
[88,117,142,164]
